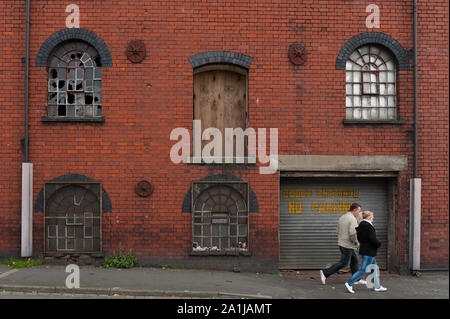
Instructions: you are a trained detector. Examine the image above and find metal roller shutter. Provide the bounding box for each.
[280,178,388,269]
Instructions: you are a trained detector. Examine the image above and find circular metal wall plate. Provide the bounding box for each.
[126,40,146,64]
[288,42,306,65]
[135,180,153,197]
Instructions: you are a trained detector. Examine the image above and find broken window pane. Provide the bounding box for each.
[95,105,102,117]
[75,80,83,91]
[58,105,66,116]
[93,93,101,105]
[85,94,93,105]
[48,40,102,118]
[58,93,66,104]
[48,80,58,92]
[58,80,66,91]
[67,80,75,91]
[67,93,75,104]
[94,56,102,67]
[48,93,57,104]
[50,69,58,79]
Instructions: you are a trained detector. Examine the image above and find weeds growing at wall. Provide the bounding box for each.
[0,257,43,269]
[104,246,137,269]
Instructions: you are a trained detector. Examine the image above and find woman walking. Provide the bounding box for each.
[344,211,387,293]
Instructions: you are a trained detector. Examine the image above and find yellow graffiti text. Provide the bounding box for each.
[311,202,353,214]
[316,189,359,198]
[282,189,312,198]
[288,202,303,214]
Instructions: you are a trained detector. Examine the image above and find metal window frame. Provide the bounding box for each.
[43,181,102,255]
[345,45,398,121]
[47,41,102,119]
[191,181,250,252]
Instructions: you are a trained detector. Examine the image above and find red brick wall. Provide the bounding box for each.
[416,0,449,268]
[0,0,447,270]
[0,0,26,256]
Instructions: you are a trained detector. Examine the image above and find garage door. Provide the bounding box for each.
[280,178,388,269]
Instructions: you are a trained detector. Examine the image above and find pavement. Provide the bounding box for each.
[0,263,448,299]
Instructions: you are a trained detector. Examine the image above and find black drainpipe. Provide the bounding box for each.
[24,0,30,162]
[413,0,418,178]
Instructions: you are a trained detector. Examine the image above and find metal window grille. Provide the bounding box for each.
[44,182,102,254]
[192,181,249,251]
[47,41,102,119]
[345,45,397,120]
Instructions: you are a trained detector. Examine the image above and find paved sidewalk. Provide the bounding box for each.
[0,264,448,299]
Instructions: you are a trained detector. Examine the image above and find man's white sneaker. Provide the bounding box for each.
[354,279,367,285]
[374,286,387,292]
[345,282,355,294]
[319,270,326,285]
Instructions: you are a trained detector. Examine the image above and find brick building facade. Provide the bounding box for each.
[0,0,448,272]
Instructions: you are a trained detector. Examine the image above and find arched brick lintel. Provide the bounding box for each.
[335,32,410,71]
[188,51,253,69]
[36,28,113,67]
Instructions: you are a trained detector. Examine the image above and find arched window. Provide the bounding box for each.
[192,182,249,252]
[345,45,397,120]
[44,182,102,254]
[47,41,102,119]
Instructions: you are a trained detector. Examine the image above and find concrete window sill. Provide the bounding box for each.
[42,116,105,123]
[342,119,404,125]
[190,250,251,257]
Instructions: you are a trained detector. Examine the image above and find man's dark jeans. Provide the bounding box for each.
[322,246,359,278]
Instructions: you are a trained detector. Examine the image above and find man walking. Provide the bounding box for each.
[320,203,364,285]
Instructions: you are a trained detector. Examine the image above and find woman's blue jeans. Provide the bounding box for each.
[347,255,380,288]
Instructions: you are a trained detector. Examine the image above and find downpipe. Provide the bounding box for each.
[409,0,421,272]
[21,0,33,257]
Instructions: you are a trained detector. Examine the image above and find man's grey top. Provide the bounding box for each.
[337,212,359,250]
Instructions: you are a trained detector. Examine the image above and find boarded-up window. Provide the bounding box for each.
[193,65,248,160]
